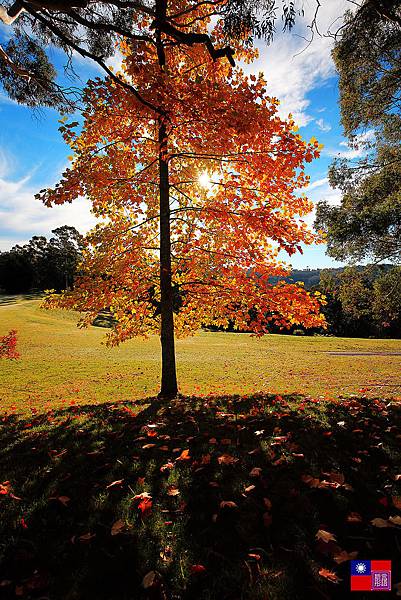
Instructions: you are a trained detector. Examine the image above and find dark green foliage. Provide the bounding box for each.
[315,265,401,338]
[315,1,401,263]
[0,31,67,109]
[0,226,83,293]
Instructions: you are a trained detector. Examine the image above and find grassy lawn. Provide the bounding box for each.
[0,297,400,414]
[1,298,401,598]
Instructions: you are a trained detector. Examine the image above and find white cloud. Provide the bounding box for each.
[0,172,97,251]
[306,177,328,191]
[301,179,342,228]
[316,118,332,132]
[327,129,375,158]
[248,1,351,127]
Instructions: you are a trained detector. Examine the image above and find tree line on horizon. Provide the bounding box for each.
[1,227,400,339]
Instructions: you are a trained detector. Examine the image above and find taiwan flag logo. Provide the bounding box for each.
[350,560,391,591]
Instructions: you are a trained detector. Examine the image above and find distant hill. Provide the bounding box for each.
[270,265,394,290]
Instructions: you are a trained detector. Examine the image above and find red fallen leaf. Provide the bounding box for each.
[137,477,145,485]
[166,485,180,496]
[394,474,401,481]
[263,497,272,510]
[209,438,217,444]
[346,512,362,523]
[249,467,262,477]
[159,445,169,451]
[221,438,232,445]
[190,564,206,574]
[392,496,401,510]
[176,449,191,461]
[248,553,261,561]
[319,568,341,583]
[8,493,22,501]
[263,512,272,527]
[78,532,96,542]
[142,444,156,449]
[379,496,389,507]
[20,517,28,529]
[200,454,211,465]
[323,432,332,437]
[160,462,174,472]
[220,500,238,509]
[136,495,153,516]
[244,485,255,494]
[106,479,124,489]
[0,481,11,495]
[218,454,238,465]
[322,472,345,485]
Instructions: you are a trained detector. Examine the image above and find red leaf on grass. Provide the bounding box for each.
[319,568,341,583]
[176,449,191,461]
[191,564,206,574]
[218,454,238,465]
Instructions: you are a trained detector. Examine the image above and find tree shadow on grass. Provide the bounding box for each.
[0,393,400,600]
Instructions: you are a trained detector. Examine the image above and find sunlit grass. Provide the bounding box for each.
[0,297,400,414]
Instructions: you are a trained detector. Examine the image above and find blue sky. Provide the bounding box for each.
[0,1,356,269]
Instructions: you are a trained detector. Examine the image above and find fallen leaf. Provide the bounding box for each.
[371,518,392,528]
[392,496,401,510]
[333,550,358,564]
[263,497,272,510]
[176,449,191,461]
[319,568,341,583]
[111,519,125,536]
[167,485,180,496]
[78,532,96,542]
[316,529,337,543]
[346,512,362,523]
[142,444,156,449]
[191,564,206,574]
[244,485,255,494]
[249,467,262,477]
[142,571,161,589]
[106,479,124,489]
[53,495,71,506]
[220,500,238,509]
[389,515,401,526]
[218,454,238,465]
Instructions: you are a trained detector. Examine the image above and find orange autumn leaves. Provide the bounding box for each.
[38,0,326,342]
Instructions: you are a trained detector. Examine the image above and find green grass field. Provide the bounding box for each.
[0,296,400,413]
[1,297,401,599]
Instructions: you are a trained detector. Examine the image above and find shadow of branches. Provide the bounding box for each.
[0,393,400,599]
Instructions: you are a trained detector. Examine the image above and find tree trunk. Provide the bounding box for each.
[158,120,178,398]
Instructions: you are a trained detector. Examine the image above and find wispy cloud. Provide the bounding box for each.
[315,118,332,132]
[248,1,350,127]
[0,171,97,251]
[326,129,375,159]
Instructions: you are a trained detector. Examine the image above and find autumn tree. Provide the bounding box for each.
[38,4,325,398]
